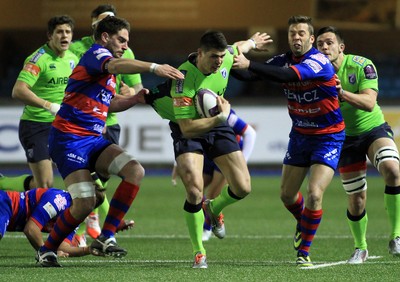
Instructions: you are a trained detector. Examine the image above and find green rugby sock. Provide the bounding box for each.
[184,204,206,255]
[0,174,31,192]
[347,210,368,250]
[210,186,240,215]
[384,187,400,238]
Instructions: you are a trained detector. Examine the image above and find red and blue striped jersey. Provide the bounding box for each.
[266,47,344,135]
[5,188,72,238]
[52,44,116,137]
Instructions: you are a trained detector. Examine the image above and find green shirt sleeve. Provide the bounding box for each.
[17,45,78,122]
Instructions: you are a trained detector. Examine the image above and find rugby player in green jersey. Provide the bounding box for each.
[12,15,78,189]
[69,4,140,243]
[317,26,400,263]
[146,30,271,268]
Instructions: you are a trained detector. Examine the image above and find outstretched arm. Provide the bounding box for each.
[109,88,149,112]
[234,32,273,54]
[233,48,298,83]
[107,59,184,80]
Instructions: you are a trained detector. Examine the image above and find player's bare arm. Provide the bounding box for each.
[109,88,149,112]
[234,32,273,53]
[177,96,231,138]
[107,58,184,80]
[336,77,377,111]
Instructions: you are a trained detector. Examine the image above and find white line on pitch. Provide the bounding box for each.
[302,256,382,269]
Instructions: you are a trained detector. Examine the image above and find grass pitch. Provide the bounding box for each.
[1,174,400,281]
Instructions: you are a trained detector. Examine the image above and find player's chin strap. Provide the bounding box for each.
[374,146,399,173]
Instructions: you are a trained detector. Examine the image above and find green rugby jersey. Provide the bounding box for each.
[338,54,384,136]
[17,44,78,122]
[170,46,238,122]
[69,36,142,126]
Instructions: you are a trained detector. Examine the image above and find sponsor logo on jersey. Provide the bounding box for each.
[23,63,40,76]
[220,67,228,78]
[93,124,104,133]
[48,77,69,85]
[310,53,330,64]
[303,59,322,73]
[173,97,193,107]
[29,48,45,63]
[43,201,58,218]
[352,56,366,65]
[175,70,187,93]
[53,194,68,211]
[49,64,56,70]
[70,60,75,69]
[363,64,377,79]
[94,48,112,60]
[227,45,234,55]
[348,74,356,84]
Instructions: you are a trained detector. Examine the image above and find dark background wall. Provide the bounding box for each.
[1,0,399,105]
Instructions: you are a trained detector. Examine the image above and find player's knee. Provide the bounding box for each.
[374,146,399,173]
[342,175,367,195]
[108,151,138,176]
[68,181,96,199]
[379,161,400,185]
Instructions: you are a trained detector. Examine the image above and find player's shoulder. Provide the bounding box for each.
[26,45,50,64]
[122,47,135,59]
[64,49,79,61]
[307,48,331,65]
[71,36,93,46]
[346,54,374,67]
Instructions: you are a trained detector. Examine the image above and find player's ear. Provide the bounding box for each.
[339,43,345,53]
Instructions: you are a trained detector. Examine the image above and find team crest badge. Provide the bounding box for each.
[220,68,227,78]
[348,74,356,85]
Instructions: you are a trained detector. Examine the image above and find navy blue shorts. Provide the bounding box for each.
[49,127,111,179]
[203,154,221,176]
[283,129,345,170]
[19,120,52,162]
[169,121,240,161]
[103,124,121,145]
[338,122,394,170]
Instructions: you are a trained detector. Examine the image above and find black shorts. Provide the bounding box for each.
[19,120,52,162]
[338,122,394,169]
[103,124,121,145]
[169,121,240,160]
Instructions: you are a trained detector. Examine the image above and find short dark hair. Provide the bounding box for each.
[316,26,344,44]
[94,16,130,40]
[47,15,74,34]
[199,30,227,52]
[91,4,117,18]
[288,15,314,35]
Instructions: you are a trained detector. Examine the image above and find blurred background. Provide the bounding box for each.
[1,0,400,168]
[1,0,400,104]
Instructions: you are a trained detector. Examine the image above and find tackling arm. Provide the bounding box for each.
[177,96,231,138]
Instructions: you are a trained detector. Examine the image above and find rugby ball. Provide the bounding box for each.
[195,89,219,118]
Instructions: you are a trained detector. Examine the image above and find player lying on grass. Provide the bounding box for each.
[0,185,104,259]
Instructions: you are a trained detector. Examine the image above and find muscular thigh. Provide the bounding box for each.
[176,152,204,197]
